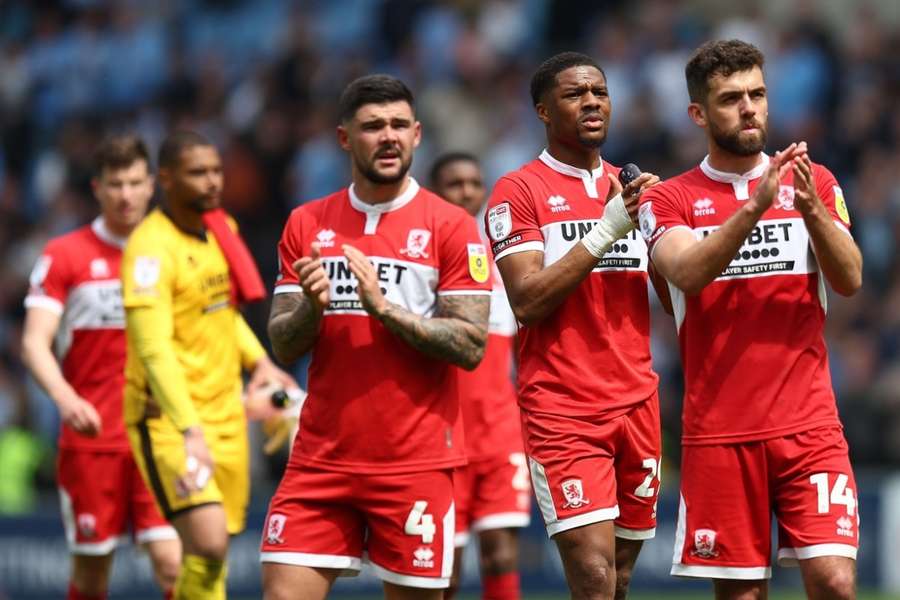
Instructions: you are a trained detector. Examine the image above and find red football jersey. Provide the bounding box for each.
[24,218,129,451]
[455,263,521,461]
[639,154,851,445]
[485,151,659,419]
[275,179,492,474]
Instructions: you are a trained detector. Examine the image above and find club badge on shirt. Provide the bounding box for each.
[467,243,489,283]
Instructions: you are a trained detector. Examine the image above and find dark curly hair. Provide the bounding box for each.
[685,39,765,104]
[530,52,604,106]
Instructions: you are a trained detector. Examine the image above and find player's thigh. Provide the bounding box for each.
[207,423,250,535]
[672,443,773,579]
[798,555,856,600]
[260,465,366,574]
[553,520,617,592]
[383,580,444,600]
[364,469,455,589]
[262,562,339,600]
[615,397,661,539]
[770,426,859,567]
[171,503,229,558]
[522,410,619,538]
[57,448,130,555]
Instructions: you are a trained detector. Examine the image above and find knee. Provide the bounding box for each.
[71,556,112,595]
[185,535,228,561]
[815,570,855,600]
[614,564,634,599]
[152,553,181,590]
[568,555,615,600]
[480,544,517,575]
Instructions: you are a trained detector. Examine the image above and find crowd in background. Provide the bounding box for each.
[0,0,898,514]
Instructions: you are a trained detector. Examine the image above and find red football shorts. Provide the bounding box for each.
[672,425,859,579]
[260,465,455,589]
[453,451,531,547]
[523,394,661,538]
[57,447,175,555]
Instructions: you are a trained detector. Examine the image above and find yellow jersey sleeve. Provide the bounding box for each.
[122,233,199,431]
[236,314,266,371]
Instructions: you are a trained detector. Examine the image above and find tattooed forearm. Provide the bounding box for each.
[377,294,489,370]
[267,292,322,364]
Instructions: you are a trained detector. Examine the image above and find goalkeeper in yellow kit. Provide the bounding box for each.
[122,131,295,599]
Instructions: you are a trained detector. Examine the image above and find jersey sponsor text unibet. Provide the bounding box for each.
[274,179,491,474]
[640,155,850,444]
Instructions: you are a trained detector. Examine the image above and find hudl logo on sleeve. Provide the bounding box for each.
[467,243,489,283]
[133,256,161,287]
[834,186,851,225]
[488,202,512,241]
[29,255,52,287]
[638,203,657,241]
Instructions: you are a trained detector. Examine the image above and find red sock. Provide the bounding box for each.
[163,590,173,600]
[482,572,520,600]
[67,583,106,600]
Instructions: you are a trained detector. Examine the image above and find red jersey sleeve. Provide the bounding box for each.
[274,209,307,291]
[437,206,493,295]
[485,175,543,260]
[812,163,852,233]
[638,182,692,257]
[24,239,71,314]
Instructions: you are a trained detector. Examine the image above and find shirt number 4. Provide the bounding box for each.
[404,500,436,543]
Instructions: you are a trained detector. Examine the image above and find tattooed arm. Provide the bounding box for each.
[343,244,489,370]
[267,242,330,365]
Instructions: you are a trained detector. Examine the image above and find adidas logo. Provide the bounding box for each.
[548,195,571,213]
[693,198,715,216]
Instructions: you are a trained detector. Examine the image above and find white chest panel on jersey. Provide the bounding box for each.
[541,220,648,272]
[322,256,438,317]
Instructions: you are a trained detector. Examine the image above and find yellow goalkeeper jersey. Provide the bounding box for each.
[122,208,265,432]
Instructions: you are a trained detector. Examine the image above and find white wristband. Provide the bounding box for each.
[580,193,636,258]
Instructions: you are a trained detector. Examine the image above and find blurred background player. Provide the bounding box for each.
[260,75,491,600]
[121,130,296,600]
[430,152,531,600]
[485,52,664,600]
[21,135,181,600]
[641,39,862,600]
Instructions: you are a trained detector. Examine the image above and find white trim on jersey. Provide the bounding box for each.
[273,284,303,295]
[776,543,857,567]
[834,221,852,237]
[494,240,545,262]
[539,149,605,199]
[259,551,362,575]
[453,531,470,548]
[471,511,531,533]
[349,178,420,215]
[135,525,179,545]
[647,224,695,265]
[670,564,772,580]
[367,560,450,589]
[528,457,557,530]
[23,295,64,315]
[699,154,769,200]
[614,525,656,540]
[91,217,127,249]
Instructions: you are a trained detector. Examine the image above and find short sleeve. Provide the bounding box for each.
[122,232,174,308]
[638,184,692,257]
[812,163,852,234]
[273,209,306,294]
[24,240,70,314]
[437,206,493,295]
[484,175,543,261]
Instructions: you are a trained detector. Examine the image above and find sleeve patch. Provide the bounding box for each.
[467,243,490,283]
[29,255,53,287]
[487,202,512,241]
[638,202,657,241]
[834,186,850,225]
[133,256,161,290]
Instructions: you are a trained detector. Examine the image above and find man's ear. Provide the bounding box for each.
[687,102,707,128]
[337,124,351,151]
[535,101,551,127]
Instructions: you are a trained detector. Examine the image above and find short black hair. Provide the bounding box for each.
[337,75,415,123]
[93,134,151,175]
[685,39,765,104]
[429,151,479,188]
[530,52,605,106]
[158,130,213,169]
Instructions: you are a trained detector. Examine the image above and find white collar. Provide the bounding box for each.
[348,178,420,214]
[699,153,769,200]
[538,149,605,199]
[91,216,127,249]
